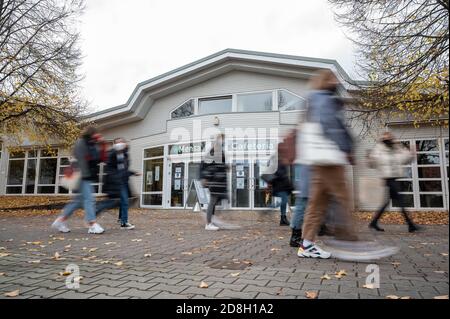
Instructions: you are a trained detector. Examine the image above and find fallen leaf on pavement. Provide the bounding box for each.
[0,253,10,257]
[104,242,116,246]
[73,276,83,283]
[440,253,448,256]
[59,271,72,276]
[433,295,449,299]
[335,270,347,278]
[88,248,98,253]
[64,245,71,249]
[230,273,240,277]
[270,248,281,251]
[199,281,209,288]
[363,284,377,289]
[276,288,283,295]
[28,260,41,264]
[144,254,152,257]
[400,296,412,299]
[0,247,6,250]
[114,261,123,266]
[321,274,331,280]
[4,290,20,297]
[305,291,318,299]
[434,270,446,274]
[386,295,400,299]
[182,252,193,255]
[391,262,401,267]
[131,239,142,242]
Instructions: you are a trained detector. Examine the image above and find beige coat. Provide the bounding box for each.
[369,142,414,179]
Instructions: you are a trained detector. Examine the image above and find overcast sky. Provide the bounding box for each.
[79,0,357,112]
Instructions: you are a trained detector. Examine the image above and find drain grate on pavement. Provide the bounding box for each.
[206,260,253,270]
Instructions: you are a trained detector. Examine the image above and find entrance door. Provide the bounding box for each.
[231,159,251,208]
[168,159,202,208]
[230,158,272,209]
[170,161,185,207]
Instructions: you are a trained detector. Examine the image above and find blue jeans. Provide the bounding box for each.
[96,184,129,224]
[273,191,289,217]
[291,196,308,230]
[61,180,96,222]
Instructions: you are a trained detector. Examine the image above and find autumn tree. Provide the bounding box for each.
[329,0,449,129]
[0,0,86,150]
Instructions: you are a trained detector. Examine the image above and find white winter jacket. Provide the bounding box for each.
[369,142,414,179]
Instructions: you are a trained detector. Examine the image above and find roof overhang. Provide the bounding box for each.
[87,48,361,128]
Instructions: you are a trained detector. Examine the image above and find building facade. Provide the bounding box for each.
[0,49,448,211]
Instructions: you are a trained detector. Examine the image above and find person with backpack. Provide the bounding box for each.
[367,132,420,232]
[95,138,139,229]
[51,126,108,234]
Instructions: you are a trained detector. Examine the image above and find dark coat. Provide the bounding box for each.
[103,149,135,198]
[271,162,293,195]
[200,149,228,199]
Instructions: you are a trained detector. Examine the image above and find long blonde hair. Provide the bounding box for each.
[309,69,339,90]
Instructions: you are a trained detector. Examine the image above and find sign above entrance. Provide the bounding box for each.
[169,142,206,155]
[226,139,277,153]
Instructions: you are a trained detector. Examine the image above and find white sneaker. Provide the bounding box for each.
[205,223,219,231]
[51,219,70,233]
[298,243,331,259]
[88,223,105,234]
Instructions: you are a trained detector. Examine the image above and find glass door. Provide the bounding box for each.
[231,159,250,208]
[185,162,201,208]
[253,159,273,208]
[170,161,185,207]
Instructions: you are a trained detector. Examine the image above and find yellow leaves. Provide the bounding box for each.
[4,290,20,297]
[59,271,72,276]
[199,281,209,288]
[335,270,347,279]
[305,291,318,299]
[362,284,377,289]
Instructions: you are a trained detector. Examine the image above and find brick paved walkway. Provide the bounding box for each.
[0,210,448,299]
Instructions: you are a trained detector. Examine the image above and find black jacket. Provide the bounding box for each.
[271,162,293,195]
[103,149,135,198]
[200,148,228,199]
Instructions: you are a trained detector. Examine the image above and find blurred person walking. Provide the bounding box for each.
[297,70,356,259]
[51,126,108,234]
[367,132,420,232]
[200,134,229,231]
[95,138,140,230]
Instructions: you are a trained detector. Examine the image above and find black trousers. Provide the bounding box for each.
[372,178,414,226]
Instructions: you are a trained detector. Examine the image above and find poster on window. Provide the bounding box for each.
[237,170,245,177]
[174,179,181,190]
[236,165,244,171]
[155,166,160,181]
[175,172,182,179]
[236,178,245,189]
[175,167,182,173]
[146,171,153,185]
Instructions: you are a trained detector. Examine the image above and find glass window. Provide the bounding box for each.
[142,194,163,206]
[38,158,57,184]
[418,167,441,178]
[419,181,442,192]
[28,150,38,158]
[420,194,443,208]
[417,154,440,165]
[7,160,24,185]
[6,186,22,194]
[40,148,58,157]
[392,194,414,208]
[237,92,273,112]
[25,159,37,194]
[37,186,55,194]
[198,96,232,115]
[143,158,164,192]
[398,181,413,192]
[171,99,194,119]
[144,146,164,158]
[416,140,439,152]
[278,90,305,111]
[9,151,25,159]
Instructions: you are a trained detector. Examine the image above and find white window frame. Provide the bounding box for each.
[141,144,166,208]
[276,89,307,113]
